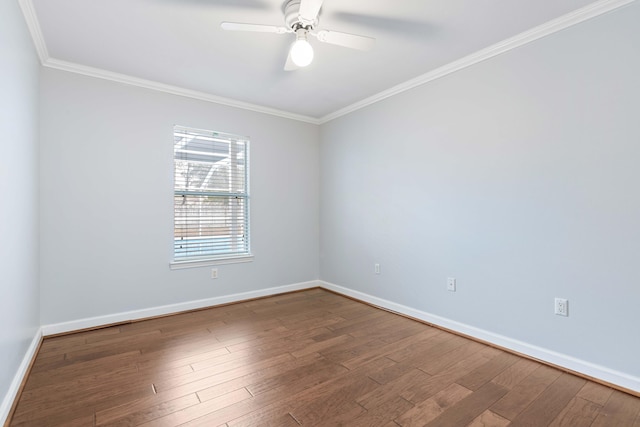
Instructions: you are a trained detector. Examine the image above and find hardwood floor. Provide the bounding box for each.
[8,289,640,426]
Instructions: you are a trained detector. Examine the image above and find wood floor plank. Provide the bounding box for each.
[188,340,294,372]
[288,376,380,425]
[590,390,640,427]
[508,373,587,426]
[246,413,300,427]
[274,305,341,323]
[395,383,472,426]
[424,382,508,427]
[358,368,432,410]
[490,364,562,420]
[63,329,163,360]
[368,358,416,385]
[8,289,640,427]
[12,381,155,425]
[417,339,486,376]
[490,358,542,390]
[400,346,498,404]
[96,322,210,344]
[323,308,389,334]
[223,325,327,353]
[197,355,342,404]
[371,333,467,387]
[468,409,510,427]
[386,329,457,363]
[227,357,396,427]
[135,328,216,354]
[95,353,309,426]
[412,335,473,370]
[154,353,295,391]
[154,352,295,394]
[290,333,352,358]
[37,329,118,359]
[576,381,614,406]
[279,313,347,332]
[243,354,347,397]
[53,413,97,427]
[205,320,286,344]
[548,396,602,427]
[341,328,441,371]
[27,352,66,375]
[17,362,140,405]
[221,328,336,361]
[136,346,228,372]
[349,395,413,427]
[319,335,387,364]
[346,315,428,343]
[23,350,141,390]
[95,393,201,426]
[456,351,520,391]
[137,387,252,426]
[315,400,368,426]
[324,300,381,320]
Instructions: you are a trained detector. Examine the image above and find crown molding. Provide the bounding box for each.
[43,58,321,124]
[18,0,637,125]
[318,0,638,124]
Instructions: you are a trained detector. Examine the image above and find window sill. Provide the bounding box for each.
[170,254,254,270]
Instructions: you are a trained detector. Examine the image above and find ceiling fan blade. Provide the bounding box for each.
[284,50,299,71]
[299,0,324,24]
[220,22,287,34]
[315,30,375,51]
[330,12,434,37]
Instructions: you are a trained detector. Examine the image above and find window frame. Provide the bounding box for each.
[170,125,252,269]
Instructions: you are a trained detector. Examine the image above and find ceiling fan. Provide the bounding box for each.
[221,0,375,70]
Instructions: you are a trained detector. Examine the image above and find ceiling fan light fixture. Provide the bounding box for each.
[290,29,314,67]
[220,0,375,71]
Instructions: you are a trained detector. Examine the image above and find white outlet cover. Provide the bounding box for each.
[447,277,456,292]
[554,298,568,316]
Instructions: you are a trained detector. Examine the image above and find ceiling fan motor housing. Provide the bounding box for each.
[284,0,318,30]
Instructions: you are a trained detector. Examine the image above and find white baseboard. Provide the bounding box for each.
[41,280,321,336]
[31,279,640,395]
[0,327,42,425]
[319,280,640,394]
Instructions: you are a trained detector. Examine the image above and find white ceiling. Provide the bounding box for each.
[25,0,616,121]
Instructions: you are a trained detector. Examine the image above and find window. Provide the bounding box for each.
[172,126,250,266]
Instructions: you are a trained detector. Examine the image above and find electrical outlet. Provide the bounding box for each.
[374,263,380,274]
[211,268,218,279]
[554,298,568,316]
[447,277,456,292]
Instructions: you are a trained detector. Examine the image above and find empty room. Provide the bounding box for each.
[2,0,639,425]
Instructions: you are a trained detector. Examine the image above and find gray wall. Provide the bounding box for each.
[320,3,640,377]
[0,0,41,411]
[39,69,320,324]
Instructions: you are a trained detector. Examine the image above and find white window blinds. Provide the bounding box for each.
[173,126,250,261]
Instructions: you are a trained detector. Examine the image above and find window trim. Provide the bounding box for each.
[171,125,252,267]
[169,254,254,270]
